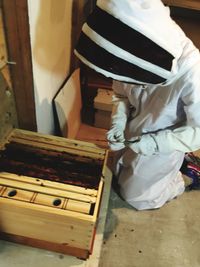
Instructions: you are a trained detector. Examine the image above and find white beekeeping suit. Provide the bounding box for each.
[75,0,200,210]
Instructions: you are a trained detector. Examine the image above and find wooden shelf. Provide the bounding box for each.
[162,0,200,11]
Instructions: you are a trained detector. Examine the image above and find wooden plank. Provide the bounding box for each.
[94,89,113,112]
[33,193,65,209]
[0,177,97,203]
[12,128,106,156]
[8,136,105,160]
[0,232,90,259]
[0,172,98,197]
[76,124,108,149]
[66,199,92,215]
[0,196,93,222]
[0,185,4,195]
[0,209,92,249]
[162,0,200,10]
[92,179,104,221]
[92,150,112,222]
[33,193,92,215]
[0,198,94,249]
[2,0,37,130]
[85,154,113,266]
[2,187,34,202]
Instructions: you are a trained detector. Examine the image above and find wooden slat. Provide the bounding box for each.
[11,128,106,156]
[2,187,34,202]
[0,196,93,221]
[9,136,105,160]
[33,194,91,215]
[0,172,98,197]
[65,199,91,214]
[0,185,4,195]
[162,0,200,10]
[0,233,90,259]
[92,150,112,221]
[0,177,97,203]
[33,193,65,209]
[92,179,104,222]
[2,0,37,130]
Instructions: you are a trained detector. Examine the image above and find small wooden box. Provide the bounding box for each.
[0,128,111,259]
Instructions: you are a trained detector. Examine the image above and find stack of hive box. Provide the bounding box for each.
[93,88,113,130]
[80,66,113,126]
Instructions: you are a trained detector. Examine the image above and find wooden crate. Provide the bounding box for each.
[0,128,112,259]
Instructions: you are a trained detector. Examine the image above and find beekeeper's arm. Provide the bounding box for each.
[107,82,130,151]
[130,63,200,155]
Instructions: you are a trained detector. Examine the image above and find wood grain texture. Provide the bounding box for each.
[0,128,112,258]
[162,0,200,10]
[1,0,37,130]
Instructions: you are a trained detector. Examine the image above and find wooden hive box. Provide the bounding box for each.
[0,71,112,259]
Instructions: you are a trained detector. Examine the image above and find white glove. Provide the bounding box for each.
[130,126,200,155]
[107,125,125,142]
[107,94,129,151]
[107,126,126,151]
[129,135,158,156]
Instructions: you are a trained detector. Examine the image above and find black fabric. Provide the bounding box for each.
[86,6,174,71]
[76,33,166,84]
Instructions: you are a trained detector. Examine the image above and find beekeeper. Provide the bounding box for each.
[74,0,200,210]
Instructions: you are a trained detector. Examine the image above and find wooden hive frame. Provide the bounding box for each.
[0,128,112,259]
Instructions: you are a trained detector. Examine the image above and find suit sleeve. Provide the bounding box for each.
[153,60,200,154]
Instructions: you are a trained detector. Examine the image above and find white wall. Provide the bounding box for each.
[28,0,73,134]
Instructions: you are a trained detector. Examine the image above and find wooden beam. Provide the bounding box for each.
[2,0,37,131]
[162,0,200,10]
[0,232,90,259]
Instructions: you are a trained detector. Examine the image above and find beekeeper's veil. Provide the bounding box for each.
[74,0,183,84]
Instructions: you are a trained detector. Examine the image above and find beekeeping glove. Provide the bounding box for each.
[130,126,200,155]
[129,135,158,156]
[107,94,130,151]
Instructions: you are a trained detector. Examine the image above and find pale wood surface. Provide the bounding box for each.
[10,128,106,159]
[76,124,108,149]
[0,172,98,196]
[2,187,34,202]
[94,89,113,112]
[0,203,93,250]
[0,177,96,203]
[66,199,91,215]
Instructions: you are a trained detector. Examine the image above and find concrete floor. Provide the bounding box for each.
[1,187,200,267]
[99,189,200,267]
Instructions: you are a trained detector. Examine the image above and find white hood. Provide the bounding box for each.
[97,0,183,59]
[75,0,187,84]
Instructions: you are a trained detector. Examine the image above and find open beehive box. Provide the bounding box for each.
[0,72,112,259]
